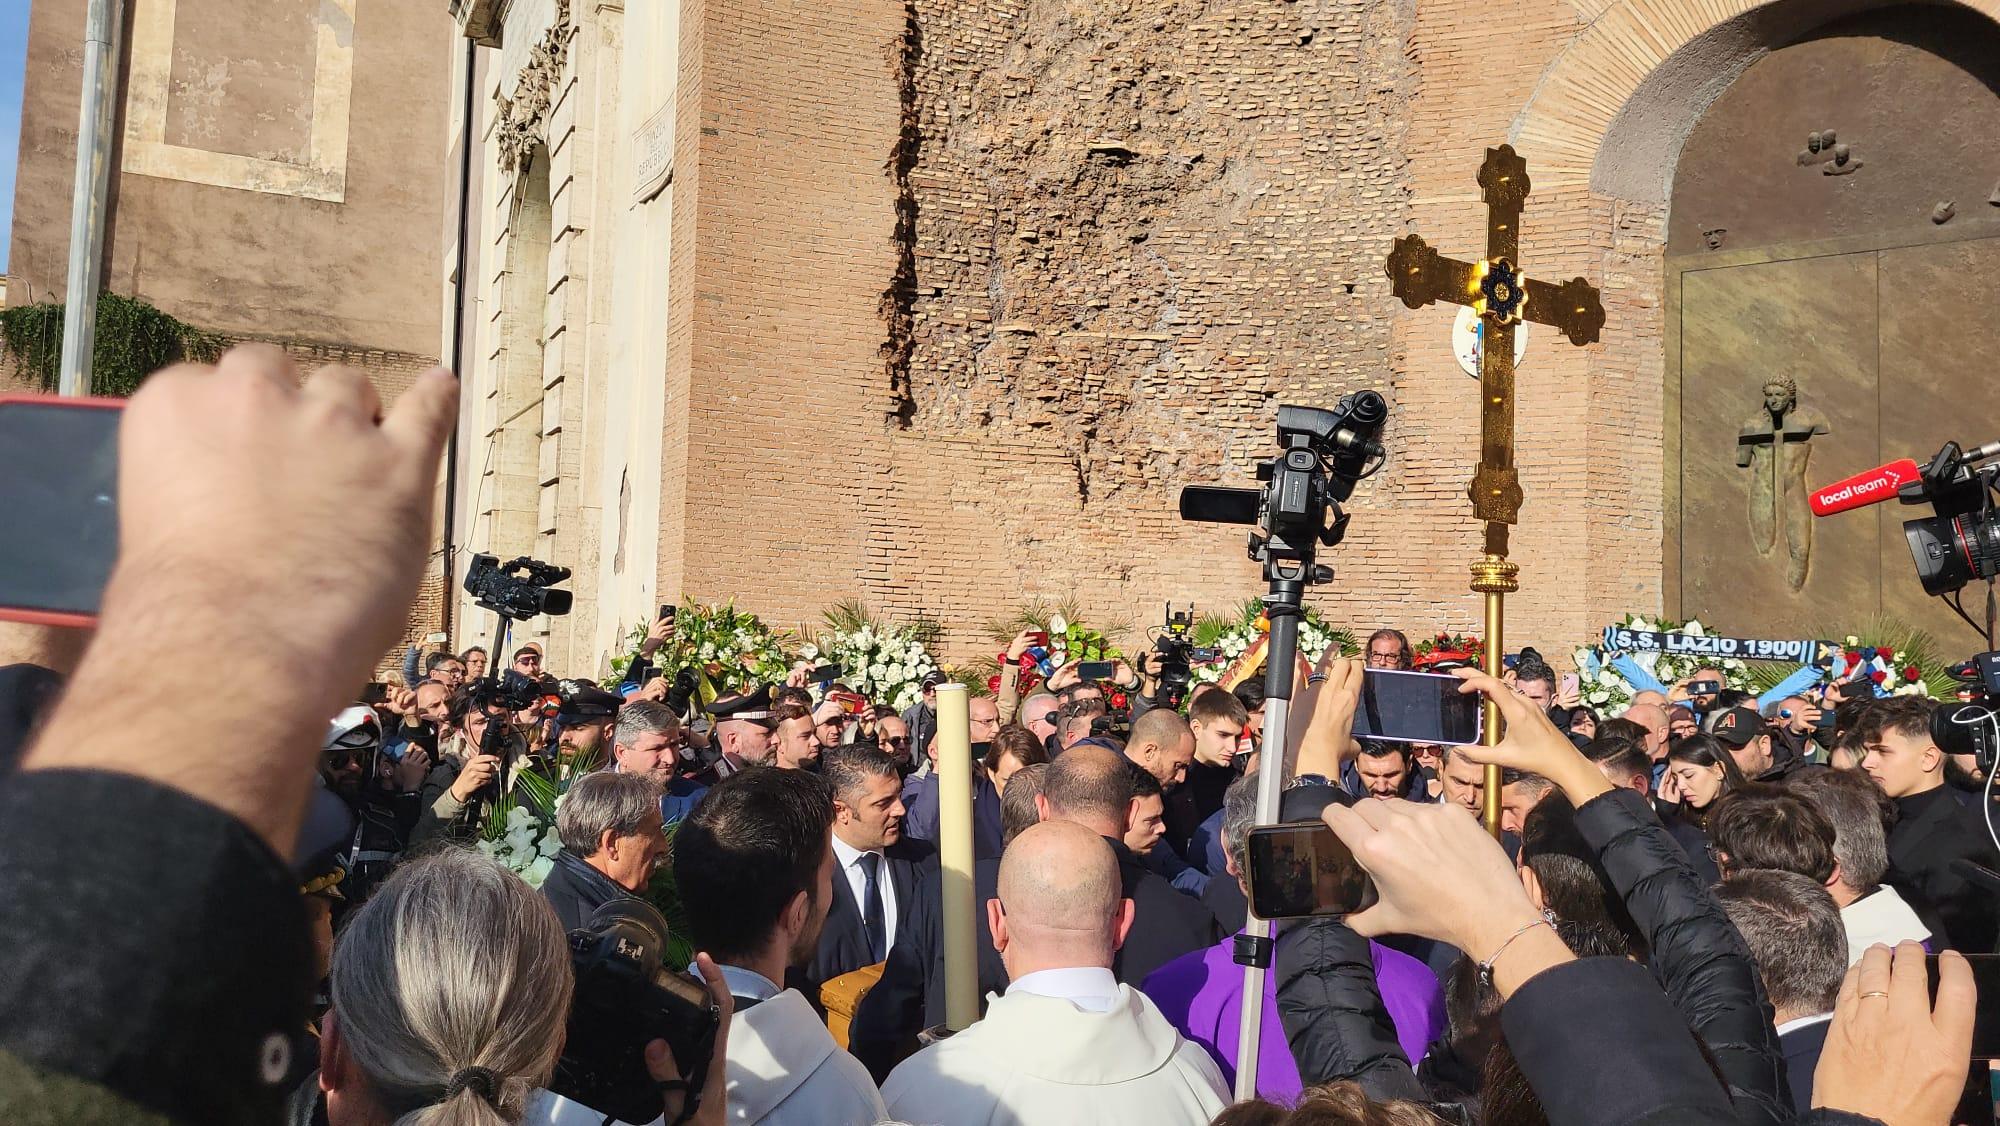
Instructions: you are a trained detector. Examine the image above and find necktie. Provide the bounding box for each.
[859,851,886,962]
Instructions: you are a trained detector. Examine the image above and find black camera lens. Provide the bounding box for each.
[1904,511,2000,597]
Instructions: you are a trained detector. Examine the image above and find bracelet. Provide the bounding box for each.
[1476,917,1552,986]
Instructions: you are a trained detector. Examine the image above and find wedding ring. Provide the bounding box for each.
[1859,991,1890,999]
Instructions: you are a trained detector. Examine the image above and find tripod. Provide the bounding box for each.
[1230,568,1314,1100]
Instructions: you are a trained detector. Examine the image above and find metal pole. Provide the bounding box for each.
[59,0,124,396]
[1473,551,1519,838]
[934,682,979,1031]
[1233,592,1302,1101]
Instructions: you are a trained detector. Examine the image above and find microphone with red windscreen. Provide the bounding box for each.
[1810,458,1923,517]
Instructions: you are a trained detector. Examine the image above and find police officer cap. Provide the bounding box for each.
[558,682,623,722]
[706,685,777,727]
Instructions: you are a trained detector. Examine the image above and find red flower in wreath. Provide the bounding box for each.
[986,675,1003,693]
[1869,670,1888,685]
[1878,645,1896,661]
[1904,665,1922,682]
[1110,691,1129,711]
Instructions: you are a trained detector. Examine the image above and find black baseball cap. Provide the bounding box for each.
[1709,707,1768,748]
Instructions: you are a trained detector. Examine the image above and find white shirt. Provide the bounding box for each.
[1775,1012,1833,1038]
[1009,965,1123,1013]
[719,963,783,1003]
[831,832,898,953]
[1841,886,1931,966]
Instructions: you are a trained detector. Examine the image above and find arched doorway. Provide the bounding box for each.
[1663,5,2000,641]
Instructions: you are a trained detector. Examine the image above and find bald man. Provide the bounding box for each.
[883,822,1228,1126]
[1037,746,1219,984]
[1622,702,1670,766]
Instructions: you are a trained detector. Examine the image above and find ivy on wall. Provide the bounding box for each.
[0,293,226,397]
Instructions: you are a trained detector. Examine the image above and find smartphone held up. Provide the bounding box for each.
[0,396,122,627]
[1244,821,1378,920]
[1351,667,1484,747]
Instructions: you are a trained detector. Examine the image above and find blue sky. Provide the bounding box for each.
[0,1,26,274]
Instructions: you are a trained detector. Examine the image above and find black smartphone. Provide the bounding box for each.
[811,663,843,682]
[1245,822,1377,920]
[659,604,676,622]
[360,682,391,707]
[1686,679,1724,696]
[1351,668,1483,746]
[0,396,122,627]
[1076,660,1116,681]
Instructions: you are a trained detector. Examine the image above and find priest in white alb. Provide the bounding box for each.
[882,819,1229,1125]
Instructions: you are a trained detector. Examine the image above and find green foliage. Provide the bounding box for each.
[0,292,225,397]
[645,820,696,970]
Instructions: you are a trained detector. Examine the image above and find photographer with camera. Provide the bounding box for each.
[412,692,526,847]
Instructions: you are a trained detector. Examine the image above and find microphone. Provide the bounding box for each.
[1810,458,1922,517]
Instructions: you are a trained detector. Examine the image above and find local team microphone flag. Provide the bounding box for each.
[1810,458,1922,517]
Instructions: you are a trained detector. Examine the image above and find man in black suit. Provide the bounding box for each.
[1716,868,1848,1114]
[1037,743,1219,985]
[808,745,937,994]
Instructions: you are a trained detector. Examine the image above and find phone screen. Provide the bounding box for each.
[1245,822,1377,920]
[1351,668,1483,746]
[1076,660,1116,681]
[0,398,121,624]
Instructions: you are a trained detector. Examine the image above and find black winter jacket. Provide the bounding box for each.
[1273,917,1427,1102]
[1575,787,1791,1125]
[1502,957,1882,1126]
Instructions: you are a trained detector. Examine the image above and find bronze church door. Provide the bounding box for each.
[1671,230,2000,642]
[1662,5,2000,645]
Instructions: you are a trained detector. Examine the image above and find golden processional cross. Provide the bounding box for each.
[1384,144,1605,836]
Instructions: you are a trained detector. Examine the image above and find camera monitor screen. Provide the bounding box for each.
[0,398,121,626]
[1245,822,1377,920]
[1351,668,1484,747]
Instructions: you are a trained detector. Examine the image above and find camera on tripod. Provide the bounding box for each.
[1180,392,1388,585]
[552,899,720,1126]
[465,552,575,621]
[1150,603,1217,711]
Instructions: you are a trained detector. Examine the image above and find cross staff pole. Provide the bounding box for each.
[1385,145,1605,836]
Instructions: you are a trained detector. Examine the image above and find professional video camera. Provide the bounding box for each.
[465,552,575,620]
[551,899,721,1126]
[1149,603,1218,711]
[1177,391,1388,1100]
[460,553,574,819]
[1932,652,2000,774]
[1179,392,1388,585]
[1898,440,2000,600]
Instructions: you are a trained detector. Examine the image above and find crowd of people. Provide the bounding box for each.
[0,347,1989,1126]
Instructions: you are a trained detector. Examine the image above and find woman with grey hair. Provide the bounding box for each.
[301,849,733,1126]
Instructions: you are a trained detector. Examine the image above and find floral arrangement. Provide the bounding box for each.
[479,801,566,888]
[475,743,599,888]
[1826,638,1933,698]
[1574,615,1754,711]
[803,601,942,712]
[647,601,796,701]
[971,601,1125,695]
[1190,600,1355,686]
[1413,631,1484,669]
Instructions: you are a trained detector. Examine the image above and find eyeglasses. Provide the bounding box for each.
[886,737,910,750]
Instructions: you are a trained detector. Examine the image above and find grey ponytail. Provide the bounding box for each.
[330,849,574,1125]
